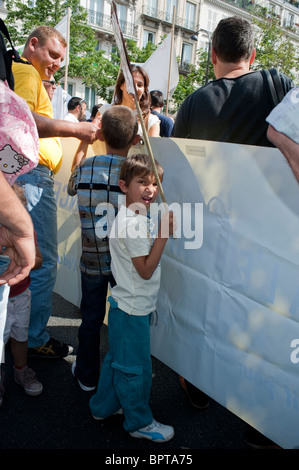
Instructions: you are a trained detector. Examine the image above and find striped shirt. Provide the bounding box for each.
[67,154,125,275]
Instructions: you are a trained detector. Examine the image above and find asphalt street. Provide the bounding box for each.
[0,292,256,456]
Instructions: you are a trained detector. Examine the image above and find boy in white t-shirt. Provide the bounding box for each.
[89,154,176,443]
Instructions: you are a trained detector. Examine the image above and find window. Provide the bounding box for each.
[117,3,127,22]
[90,0,103,12]
[85,87,96,111]
[288,13,295,27]
[166,0,177,22]
[199,39,210,53]
[67,84,74,97]
[60,83,74,96]
[207,9,217,32]
[185,2,196,30]
[143,30,155,48]
[146,0,158,16]
[98,41,111,59]
[181,42,192,66]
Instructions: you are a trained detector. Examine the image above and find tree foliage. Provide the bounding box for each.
[251,9,298,80]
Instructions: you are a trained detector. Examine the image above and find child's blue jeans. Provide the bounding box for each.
[89,302,153,432]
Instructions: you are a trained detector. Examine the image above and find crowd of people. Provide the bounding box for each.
[0,14,298,447]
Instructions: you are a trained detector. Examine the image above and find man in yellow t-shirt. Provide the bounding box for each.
[13,60,63,173]
[13,25,100,360]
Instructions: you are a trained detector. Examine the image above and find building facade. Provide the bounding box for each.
[82,0,299,106]
[1,0,298,108]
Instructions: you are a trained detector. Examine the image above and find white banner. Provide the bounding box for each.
[54,136,299,449]
[142,33,179,97]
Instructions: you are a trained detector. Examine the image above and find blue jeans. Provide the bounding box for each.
[89,303,153,432]
[75,271,114,386]
[17,165,57,347]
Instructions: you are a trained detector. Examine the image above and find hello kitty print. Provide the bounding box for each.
[0,144,30,176]
[0,79,39,185]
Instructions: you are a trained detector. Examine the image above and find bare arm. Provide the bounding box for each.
[267,125,299,183]
[31,111,101,143]
[132,212,175,280]
[70,115,102,172]
[0,171,35,286]
[71,141,89,172]
[148,121,160,137]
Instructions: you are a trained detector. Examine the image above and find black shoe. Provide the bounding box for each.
[179,376,209,409]
[28,337,73,359]
[245,425,281,449]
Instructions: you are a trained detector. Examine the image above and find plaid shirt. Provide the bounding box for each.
[67,154,125,275]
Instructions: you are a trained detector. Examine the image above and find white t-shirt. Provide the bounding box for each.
[109,205,160,316]
[64,113,79,122]
[138,112,160,137]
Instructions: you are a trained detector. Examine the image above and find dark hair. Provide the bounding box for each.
[67,97,85,111]
[150,90,164,109]
[119,154,163,187]
[101,105,138,149]
[212,16,254,63]
[114,66,151,117]
[91,103,103,118]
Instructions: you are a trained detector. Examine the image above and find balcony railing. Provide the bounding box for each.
[142,5,162,20]
[141,5,198,32]
[222,0,299,17]
[87,9,138,38]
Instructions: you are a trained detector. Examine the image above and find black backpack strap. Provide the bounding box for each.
[0,18,14,88]
[0,18,31,89]
[0,18,30,65]
[262,69,279,107]
[261,68,285,108]
[268,68,285,103]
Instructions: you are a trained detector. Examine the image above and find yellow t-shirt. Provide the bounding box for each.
[12,60,62,173]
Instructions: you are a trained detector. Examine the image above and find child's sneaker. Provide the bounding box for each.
[130,419,174,442]
[13,365,43,396]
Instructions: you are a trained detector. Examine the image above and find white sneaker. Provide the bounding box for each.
[71,361,96,392]
[13,366,43,396]
[130,419,174,442]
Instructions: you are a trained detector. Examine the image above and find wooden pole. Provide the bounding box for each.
[165,5,175,116]
[64,7,71,92]
[134,95,168,210]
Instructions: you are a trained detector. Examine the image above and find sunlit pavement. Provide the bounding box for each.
[0,292,251,452]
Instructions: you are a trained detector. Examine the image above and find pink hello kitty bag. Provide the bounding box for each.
[0,79,39,185]
[0,19,38,185]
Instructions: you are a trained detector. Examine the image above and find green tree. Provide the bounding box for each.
[251,9,298,80]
